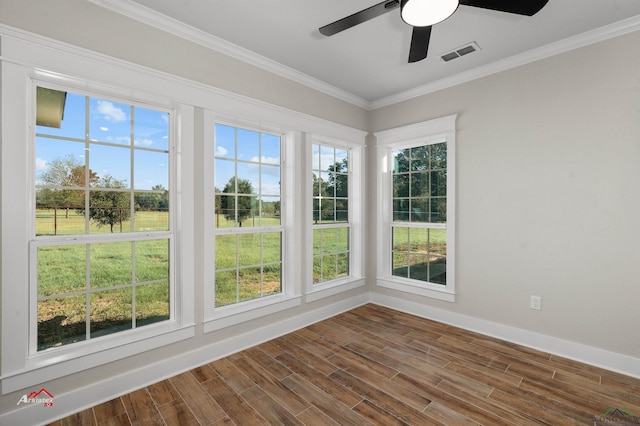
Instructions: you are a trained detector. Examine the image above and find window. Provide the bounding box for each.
[375,115,456,302]
[213,123,283,307]
[391,143,447,284]
[33,86,173,351]
[311,143,350,284]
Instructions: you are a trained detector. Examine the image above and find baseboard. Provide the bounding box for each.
[0,293,369,426]
[371,292,640,380]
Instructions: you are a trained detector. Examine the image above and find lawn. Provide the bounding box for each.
[36,210,353,348]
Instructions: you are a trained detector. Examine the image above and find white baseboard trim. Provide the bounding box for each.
[371,293,640,380]
[1,293,369,426]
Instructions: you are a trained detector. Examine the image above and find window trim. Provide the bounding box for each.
[374,115,457,302]
[305,134,366,301]
[1,51,195,394]
[203,113,302,331]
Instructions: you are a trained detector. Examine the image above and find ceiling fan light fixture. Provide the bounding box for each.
[400,0,459,27]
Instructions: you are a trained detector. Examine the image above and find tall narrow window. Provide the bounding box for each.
[375,115,456,301]
[391,143,447,284]
[311,144,350,284]
[213,123,283,307]
[33,86,172,351]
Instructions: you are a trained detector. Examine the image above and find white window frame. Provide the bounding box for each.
[374,115,457,302]
[305,135,365,300]
[203,112,302,331]
[1,38,195,394]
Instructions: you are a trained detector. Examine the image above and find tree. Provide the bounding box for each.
[78,175,131,233]
[37,155,98,218]
[135,184,169,211]
[218,177,255,227]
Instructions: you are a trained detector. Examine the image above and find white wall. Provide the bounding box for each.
[370,30,640,360]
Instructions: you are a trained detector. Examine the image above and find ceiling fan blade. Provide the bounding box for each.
[319,0,400,36]
[408,26,431,63]
[459,0,549,16]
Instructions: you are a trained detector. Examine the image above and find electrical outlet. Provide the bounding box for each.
[530,296,542,310]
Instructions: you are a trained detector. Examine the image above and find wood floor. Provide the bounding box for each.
[48,304,640,425]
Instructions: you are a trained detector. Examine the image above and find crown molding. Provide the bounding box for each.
[370,14,640,109]
[88,0,370,110]
[74,2,640,111]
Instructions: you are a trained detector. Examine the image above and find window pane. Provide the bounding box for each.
[90,242,132,288]
[392,252,409,278]
[263,264,281,296]
[393,149,410,173]
[38,295,86,350]
[336,228,349,252]
[88,190,131,234]
[431,170,446,197]
[410,198,429,222]
[134,150,169,191]
[260,197,280,226]
[313,256,322,284]
[239,267,262,302]
[36,139,87,187]
[135,239,169,282]
[410,173,429,198]
[215,235,237,270]
[89,98,131,145]
[431,143,447,169]
[36,89,85,139]
[90,288,133,338]
[429,229,447,285]
[431,198,447,223]
[217,195,236,227]
[215,124,235,158]
[134,191,169,231]
[134,106,169,151]
[261,133,281,164]
[393,199,409,222]
[215,270,237,307]
[337,253,349,278]
[322,254,338,281]
[262,232,281,264]
[410,146,429,171]
[89,145,131,187]
[36,191,86,236]
[261,165,280,195]
[38,244,86,297]
[409,254,428,281]
[239,233,261,267]
[237,128,260,160]
[136,281,170,327]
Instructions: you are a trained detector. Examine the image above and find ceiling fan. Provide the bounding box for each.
[319,0,549,63]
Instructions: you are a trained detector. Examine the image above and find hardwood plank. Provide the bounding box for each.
[208,357,257,393]
[156,399,199,426]
[352,399,416,426]
[120,389,164,426]
[296,405,342,425]
[146,380,181,407]
[275,351,363,407]
[241,385,303,425]
[169,372,226,424]
[200,375,270,425]
[229,353,310,415]
[93,398,127,422]
[282,373,372,426]
[97,412,131,426]
[329,369,441,425]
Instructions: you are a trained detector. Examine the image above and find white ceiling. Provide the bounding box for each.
[94,0,640,108]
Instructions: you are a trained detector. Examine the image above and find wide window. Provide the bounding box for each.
[213,123,283,307]
[311,143,350,284]
[33,86,173,351]
[375,115,456,302]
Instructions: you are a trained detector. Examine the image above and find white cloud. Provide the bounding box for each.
[100,126,109,132]
[35,158,48,171]
[216,146,229,157]
[250,156,279,164]
[134,138,153,147]
[96,100,127,122]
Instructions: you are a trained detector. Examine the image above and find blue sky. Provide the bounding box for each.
[214,124,281,196]
[36,90,169,190]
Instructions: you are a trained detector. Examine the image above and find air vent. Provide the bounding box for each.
[440,41,481,62]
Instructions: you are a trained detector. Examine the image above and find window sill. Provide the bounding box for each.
[2,322,196,394]
[376,277,455,303]
[204,294,302,333]
[306,277,366,302]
